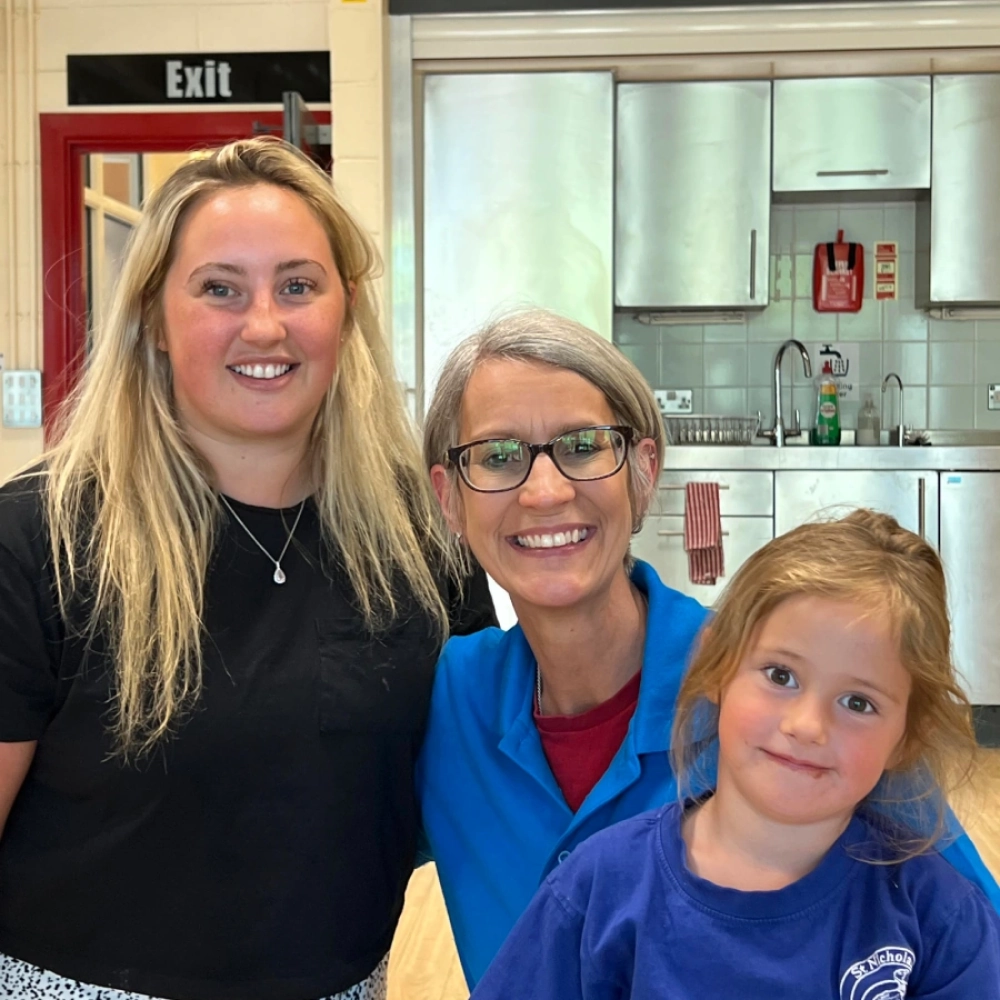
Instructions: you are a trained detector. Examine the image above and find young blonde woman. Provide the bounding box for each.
[0,138,493,1000]
[473,510,1000,998]
[417,310,1000,991]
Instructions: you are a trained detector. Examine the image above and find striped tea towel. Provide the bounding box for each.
[684,482,724,586]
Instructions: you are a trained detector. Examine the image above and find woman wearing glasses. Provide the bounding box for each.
[416,308,1000,992]
[417,310,705,989]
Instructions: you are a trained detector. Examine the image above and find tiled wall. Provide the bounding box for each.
[615,200,1000,432]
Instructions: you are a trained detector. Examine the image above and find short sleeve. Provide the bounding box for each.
[0,482,60,740]
[912,884,1000,997]
[470,881,598,1000]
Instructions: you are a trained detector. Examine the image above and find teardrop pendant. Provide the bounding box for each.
[273,566,286,585]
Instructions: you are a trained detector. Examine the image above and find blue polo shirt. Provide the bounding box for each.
[416,560,1000,988]
[416,562,708,986]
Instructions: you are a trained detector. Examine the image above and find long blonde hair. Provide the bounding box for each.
[28,137,451,756]
[671,508,978,861]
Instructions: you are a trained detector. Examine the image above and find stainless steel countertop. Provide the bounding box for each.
[663,444,1000,472]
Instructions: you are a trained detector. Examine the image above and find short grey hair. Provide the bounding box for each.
[423,309,664,532]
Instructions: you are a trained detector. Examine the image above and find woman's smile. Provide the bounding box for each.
[509,525,595,552]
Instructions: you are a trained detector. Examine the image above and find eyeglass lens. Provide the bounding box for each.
[460,428,627,491]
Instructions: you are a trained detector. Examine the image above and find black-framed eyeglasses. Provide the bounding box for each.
[447,425,635,494]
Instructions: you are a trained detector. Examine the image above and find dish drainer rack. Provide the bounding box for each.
[663,414,760,446]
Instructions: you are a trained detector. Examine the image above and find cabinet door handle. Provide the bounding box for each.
[816,168,890,177]
[917,477,926,539]
[658,530,730,538]
[749,229,757,300]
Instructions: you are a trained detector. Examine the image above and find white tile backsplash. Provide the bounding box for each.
[837,309,882,342]
[793,255,813,299]
[929,387,975,429]
[658,343,704,389]
[838,206,884,251]
[929,341,974,385]
[792,299,838,341]
[702,387,748,416]
[929,319,973,342]
[883,204,917,253]
[883,302,929,341]
[770,255,793,302]
[703,323,748,344]
[704,343,748,387]
[748,299,793,342]
[615,199,981,430]
[748,342,783,386]
[977,340,1000,377]
[770,206,794,250]
[976,320,1000,342]
[793,208,840,253]
[882,342,928,386]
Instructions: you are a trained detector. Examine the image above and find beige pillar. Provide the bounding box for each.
[0,0,45,478]
[329,0,390,320]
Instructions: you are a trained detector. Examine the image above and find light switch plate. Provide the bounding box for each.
[989,384,1000,411]
[655,389,693,414]
[2,370,43,428]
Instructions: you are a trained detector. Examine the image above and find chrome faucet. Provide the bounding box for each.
[881,372,905,448]
[758,339,812,447]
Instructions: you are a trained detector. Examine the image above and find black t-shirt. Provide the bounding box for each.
[0,479,495,1000]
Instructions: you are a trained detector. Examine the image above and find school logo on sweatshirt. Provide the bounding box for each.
[839,946,915,999]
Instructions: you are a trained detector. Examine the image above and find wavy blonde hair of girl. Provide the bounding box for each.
[28,137,452,756]
[671,508,979,862]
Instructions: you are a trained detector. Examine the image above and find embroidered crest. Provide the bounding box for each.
[840,946,915,999]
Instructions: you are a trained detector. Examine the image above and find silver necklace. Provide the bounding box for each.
[220,495,306,585]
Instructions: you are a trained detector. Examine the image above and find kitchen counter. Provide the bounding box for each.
[663,444,1000,472]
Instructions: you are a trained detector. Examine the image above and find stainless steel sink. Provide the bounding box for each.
[914,430,1000,447]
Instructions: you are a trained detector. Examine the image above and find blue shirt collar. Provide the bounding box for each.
[494,560,699,760]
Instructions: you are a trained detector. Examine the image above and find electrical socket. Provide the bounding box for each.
[2,370,43,429]
[655,389,693,414]
[989,384,1000,411]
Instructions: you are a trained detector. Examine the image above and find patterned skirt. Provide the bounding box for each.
[0,951,388,1000]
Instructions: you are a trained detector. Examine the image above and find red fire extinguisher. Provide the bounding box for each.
[813,229,864,313]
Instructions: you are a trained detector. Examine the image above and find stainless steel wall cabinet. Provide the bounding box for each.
[422,72,614,399]
[919,74,1000,305]
[772,77,931,193]
[615,81,771,310]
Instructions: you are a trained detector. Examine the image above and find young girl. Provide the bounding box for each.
[470,509,1000,998]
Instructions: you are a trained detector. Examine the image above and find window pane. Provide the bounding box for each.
[102,154,142,208]
[103,215,133,308]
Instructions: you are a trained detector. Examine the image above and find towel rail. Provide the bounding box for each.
[658,530,730,538]
[659,484,730,491]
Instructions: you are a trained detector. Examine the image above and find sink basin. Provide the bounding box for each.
[914,430,1000,447]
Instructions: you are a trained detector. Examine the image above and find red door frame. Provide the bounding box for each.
[39,110,331,430]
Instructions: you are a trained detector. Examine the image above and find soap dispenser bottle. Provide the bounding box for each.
[811,360,842,446]
[856,394,881,446]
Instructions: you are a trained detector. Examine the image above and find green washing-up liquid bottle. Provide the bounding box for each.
[811,360,841,446]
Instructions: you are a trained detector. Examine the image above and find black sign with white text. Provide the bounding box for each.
[67,52,330,106]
